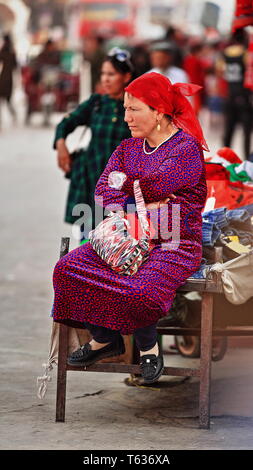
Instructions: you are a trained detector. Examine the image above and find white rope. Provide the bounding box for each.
[36,360,57,400]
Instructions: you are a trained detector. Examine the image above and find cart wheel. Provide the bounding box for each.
[175,335,201,358]
[211,336,228,362]
[175,335,228,361]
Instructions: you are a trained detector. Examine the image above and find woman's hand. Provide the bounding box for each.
[145,195,176,210]
[56,139,71,174]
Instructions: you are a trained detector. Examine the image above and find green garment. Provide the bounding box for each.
[226,163,253,183]
[53,93,131,224]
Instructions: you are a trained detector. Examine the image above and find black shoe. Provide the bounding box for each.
[67,335,125,367]
[140,353,164,384]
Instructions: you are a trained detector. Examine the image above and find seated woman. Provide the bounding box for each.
[52,72,208,384]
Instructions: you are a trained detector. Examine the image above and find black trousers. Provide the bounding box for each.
[223,94,252,160]
[84,321,158,352]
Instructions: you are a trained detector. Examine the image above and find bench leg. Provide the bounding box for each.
[55,323,69,422]
[199,292,213,429]
[55,237,70,422]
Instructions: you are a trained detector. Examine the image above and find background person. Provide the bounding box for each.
[183,41,206,115]
[54,47,134,240]
[217,29,252,159]
[82,35,106,93]
[0,34,17,124]
[148,41,188,84]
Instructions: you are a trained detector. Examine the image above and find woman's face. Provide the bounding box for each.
[124,93,157,138]
[100,61,130,99]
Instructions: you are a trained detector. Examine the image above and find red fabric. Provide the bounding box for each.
[244,34,253,90]
[205,147,242,164]
[205,162,232,180]
[125,72,209,151]
[183,55,205,87]
[182,55,205,115]
[232,15,253,31]
[216,147,242,164]
[235,0,253,16]
[233,0,253,31]
[205,162,253,209]
[206,180,253,209]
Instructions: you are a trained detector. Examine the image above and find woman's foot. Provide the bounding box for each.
[67,336,125,367]
[139,343,164,384]
[140,343,159,357]
[89,339,110,350]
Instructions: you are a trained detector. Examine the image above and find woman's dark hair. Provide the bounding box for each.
[104,55,133,74]
[103,48,134,75]
[230,28,248,48]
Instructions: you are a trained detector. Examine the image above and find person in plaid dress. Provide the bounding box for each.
[54,48,133,239]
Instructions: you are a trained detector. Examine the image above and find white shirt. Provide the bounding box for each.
[149,66,189,84]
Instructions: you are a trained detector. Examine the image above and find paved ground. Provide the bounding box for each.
[1,104,253,451]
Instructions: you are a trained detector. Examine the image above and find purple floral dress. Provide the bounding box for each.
[52,130,207,334]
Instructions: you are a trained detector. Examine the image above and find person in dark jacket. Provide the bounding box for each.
[0,34,17,123]
[217,29,252,159]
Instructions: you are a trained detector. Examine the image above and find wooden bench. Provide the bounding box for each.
[54,237,251,429]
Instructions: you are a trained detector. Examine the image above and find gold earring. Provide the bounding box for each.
[157,122,161,131]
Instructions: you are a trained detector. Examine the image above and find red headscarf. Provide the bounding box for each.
[125,72,209,151]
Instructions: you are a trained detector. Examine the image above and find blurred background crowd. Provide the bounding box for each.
[0,0,253,160]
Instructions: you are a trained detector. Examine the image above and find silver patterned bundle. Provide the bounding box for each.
[89,179,153,275]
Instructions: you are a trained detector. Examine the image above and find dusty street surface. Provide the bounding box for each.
[1,112,253,450]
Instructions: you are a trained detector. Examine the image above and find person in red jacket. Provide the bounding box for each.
[183,42,206,115]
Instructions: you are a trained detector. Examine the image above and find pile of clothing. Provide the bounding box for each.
[190,204,253,280]
[191,147,253,279]
[158,147,253,328]
[204,147,253,209]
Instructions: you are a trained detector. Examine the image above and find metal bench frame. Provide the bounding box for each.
[55,238,251,428]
